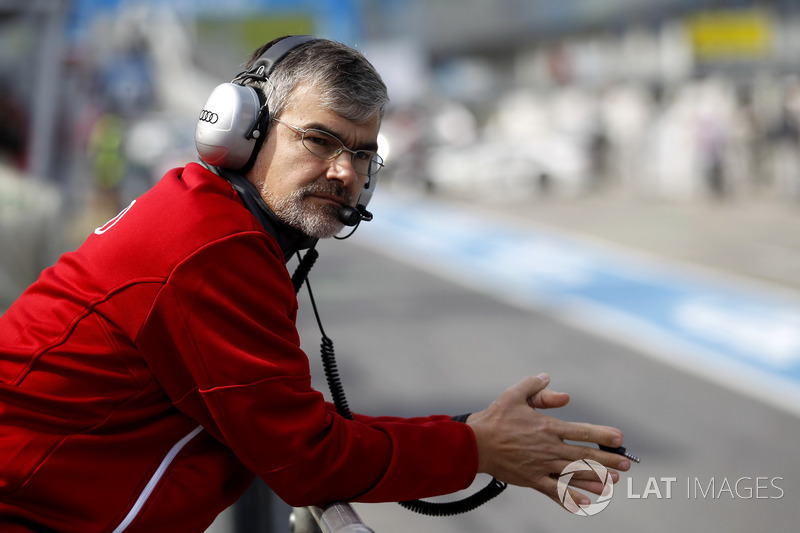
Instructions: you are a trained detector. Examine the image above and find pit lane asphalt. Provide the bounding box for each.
[290,190,800,533]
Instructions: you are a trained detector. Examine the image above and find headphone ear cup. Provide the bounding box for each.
[195,83,265,170]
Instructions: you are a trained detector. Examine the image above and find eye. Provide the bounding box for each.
[304,130,335,148]
[353,151,374,162]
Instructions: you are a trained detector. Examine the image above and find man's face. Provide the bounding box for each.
[247,83,380,238]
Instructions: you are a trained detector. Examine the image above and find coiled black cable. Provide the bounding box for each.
[398,478,507,516]
[291,247,319,293]
[318,334,353,420]
[293,247,352,419]
[292,249,506,517]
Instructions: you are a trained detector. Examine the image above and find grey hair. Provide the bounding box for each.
[243,37,389,125]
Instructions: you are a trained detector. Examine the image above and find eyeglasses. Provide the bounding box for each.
[273,118,384,178]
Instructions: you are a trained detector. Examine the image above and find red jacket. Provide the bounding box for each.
[0,163,477,532]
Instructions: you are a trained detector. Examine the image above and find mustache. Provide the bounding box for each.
[299,180,353,205]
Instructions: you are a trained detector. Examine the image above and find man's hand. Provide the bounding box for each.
[466,374,630,509]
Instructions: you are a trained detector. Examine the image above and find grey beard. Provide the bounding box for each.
[262,181,353,239]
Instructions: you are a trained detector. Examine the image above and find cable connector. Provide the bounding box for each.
[598,444,640,463]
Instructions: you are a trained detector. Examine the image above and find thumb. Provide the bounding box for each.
[509,373,550,402]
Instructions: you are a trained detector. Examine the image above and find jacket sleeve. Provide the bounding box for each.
[136,231,478,507]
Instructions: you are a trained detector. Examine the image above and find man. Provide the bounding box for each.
[0,36,629,532]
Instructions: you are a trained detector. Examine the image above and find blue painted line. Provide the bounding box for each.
[355,193,800,409]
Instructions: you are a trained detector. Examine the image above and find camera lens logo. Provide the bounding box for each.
[199,110,219,124]
[557,459,614,516]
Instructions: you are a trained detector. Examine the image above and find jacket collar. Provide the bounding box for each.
[200,162,317,261]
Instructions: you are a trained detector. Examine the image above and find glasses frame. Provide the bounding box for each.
[272,118,384,178]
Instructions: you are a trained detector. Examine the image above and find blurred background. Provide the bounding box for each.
[3,0,800,532]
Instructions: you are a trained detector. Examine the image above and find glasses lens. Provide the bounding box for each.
[351,152,381,177]
[301,129,383,177]
[366,155,384,178]
[301,130,340,160]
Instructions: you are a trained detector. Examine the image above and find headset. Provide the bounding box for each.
[194,34,377,225]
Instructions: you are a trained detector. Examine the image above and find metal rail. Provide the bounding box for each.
[290,503,374,533]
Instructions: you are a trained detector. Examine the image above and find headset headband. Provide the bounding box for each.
[236,35,318,84]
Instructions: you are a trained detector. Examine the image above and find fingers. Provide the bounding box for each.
[536,418,631,472]
[518,373,570,410]
[534,474,592,508]
[524,381,629,472]
[535,472,609,509]
[535,459,622,512]
[510,373,551,402]
[528,388,570,409]
[557,420,624,449]
[563,440,631,472]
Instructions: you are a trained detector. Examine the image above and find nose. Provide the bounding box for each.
[326,151,363,190]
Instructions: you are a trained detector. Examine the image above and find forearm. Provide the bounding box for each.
[261,409,479,506]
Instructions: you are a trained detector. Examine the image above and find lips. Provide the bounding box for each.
[309,193,348,207]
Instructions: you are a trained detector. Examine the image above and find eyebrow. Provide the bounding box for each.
[304,121,379,152]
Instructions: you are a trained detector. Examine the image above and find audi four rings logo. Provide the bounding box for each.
[199,110,219,124]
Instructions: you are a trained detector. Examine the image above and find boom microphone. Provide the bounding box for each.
[338,205,373,226]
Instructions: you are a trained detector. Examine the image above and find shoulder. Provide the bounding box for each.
[80,163,283,281]
[142,162,256,236]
